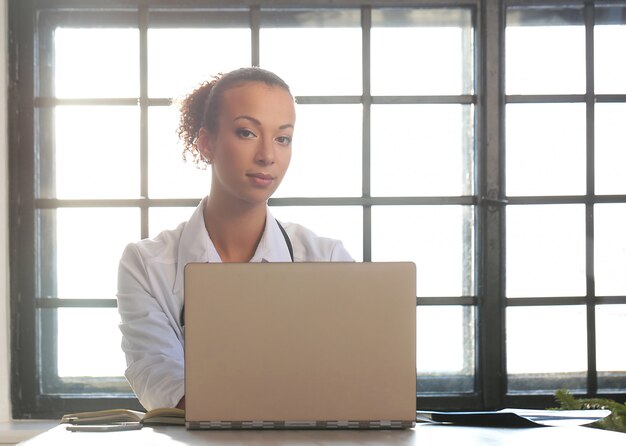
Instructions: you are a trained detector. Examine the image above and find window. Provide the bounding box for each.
[9,0,626,418]
[504,3,626,396]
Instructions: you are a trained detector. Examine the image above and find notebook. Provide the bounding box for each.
[184,261,416,429]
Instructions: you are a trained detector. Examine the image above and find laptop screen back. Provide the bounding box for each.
[184,262,416,429]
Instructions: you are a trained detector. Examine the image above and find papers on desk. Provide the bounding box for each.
[415,408,611,427]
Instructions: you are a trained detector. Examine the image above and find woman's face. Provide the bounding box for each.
[200,82,295,207]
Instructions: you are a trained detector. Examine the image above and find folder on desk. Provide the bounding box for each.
[415,408,611,427]
[184,262,417,429]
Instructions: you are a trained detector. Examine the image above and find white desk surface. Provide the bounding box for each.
[19,423,625,446]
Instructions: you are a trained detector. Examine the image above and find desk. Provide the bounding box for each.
[18,423,625,445]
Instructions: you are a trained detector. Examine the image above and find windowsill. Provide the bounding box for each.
[0,420,57,444]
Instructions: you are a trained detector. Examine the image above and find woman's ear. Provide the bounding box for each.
[197,127,214,164]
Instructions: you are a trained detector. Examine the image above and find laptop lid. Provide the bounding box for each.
[184,262,416,429]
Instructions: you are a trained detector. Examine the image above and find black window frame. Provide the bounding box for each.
[9,0,626,419]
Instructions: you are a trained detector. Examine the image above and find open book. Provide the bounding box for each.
[61,407,185,426]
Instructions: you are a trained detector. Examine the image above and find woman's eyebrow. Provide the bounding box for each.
[233,115,294,130]
[233,115,261,125]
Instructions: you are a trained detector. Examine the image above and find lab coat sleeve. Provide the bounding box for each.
[116,243,185,411]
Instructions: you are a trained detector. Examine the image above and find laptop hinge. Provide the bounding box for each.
[187,420,415,430]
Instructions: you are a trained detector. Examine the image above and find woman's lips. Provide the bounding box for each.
[247,172,274,187]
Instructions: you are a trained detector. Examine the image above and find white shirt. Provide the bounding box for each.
[117,197,353,411]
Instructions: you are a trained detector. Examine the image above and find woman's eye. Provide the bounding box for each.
[276,135,292,145]
[236,129,256,139]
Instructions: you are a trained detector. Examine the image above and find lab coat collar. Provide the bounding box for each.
[172,197,292,295]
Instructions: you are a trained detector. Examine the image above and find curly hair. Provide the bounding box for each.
[176,67,292,169]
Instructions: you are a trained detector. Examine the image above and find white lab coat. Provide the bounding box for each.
[116,196,353,410]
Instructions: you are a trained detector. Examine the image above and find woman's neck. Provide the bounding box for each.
[203,194,267,263]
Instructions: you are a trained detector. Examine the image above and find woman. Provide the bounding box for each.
[116,67,352,411]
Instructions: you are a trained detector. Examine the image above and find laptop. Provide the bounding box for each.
[184,262,416,429]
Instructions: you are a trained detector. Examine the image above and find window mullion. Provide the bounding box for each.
[139,5,149,239]
[478,0,506,410]
[361,5,372,262]
[251,6,260,66]
[10,0,46,418]
[584,1,597,396]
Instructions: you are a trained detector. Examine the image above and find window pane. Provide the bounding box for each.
[507,306,587,392]
[506,104,586,196]
[274,104,362,198]
[149,207,197,239]
[417,306,474,394]
[506,8,585,94]
[55,28,139,98]
[372,206,475,297]
[371,104,474,197]
[269,206,363,261]
[53,106,140,199]
[594,204,626,296]
[57,308,126,377]
[595,104,626,195]
[260,10,361,96]
[148,28,250,99]
[149,106,212,198]
[595,6,626,94]
[371,8,473,96]
[596,305,626,391]
[506,205,586,298]
[54,208,140,299]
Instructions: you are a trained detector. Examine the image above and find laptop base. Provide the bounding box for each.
[186,420,415,430]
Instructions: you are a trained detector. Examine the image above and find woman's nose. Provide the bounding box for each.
[255,138,275,165]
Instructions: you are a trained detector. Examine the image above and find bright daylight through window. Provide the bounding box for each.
[50,6,476,392]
